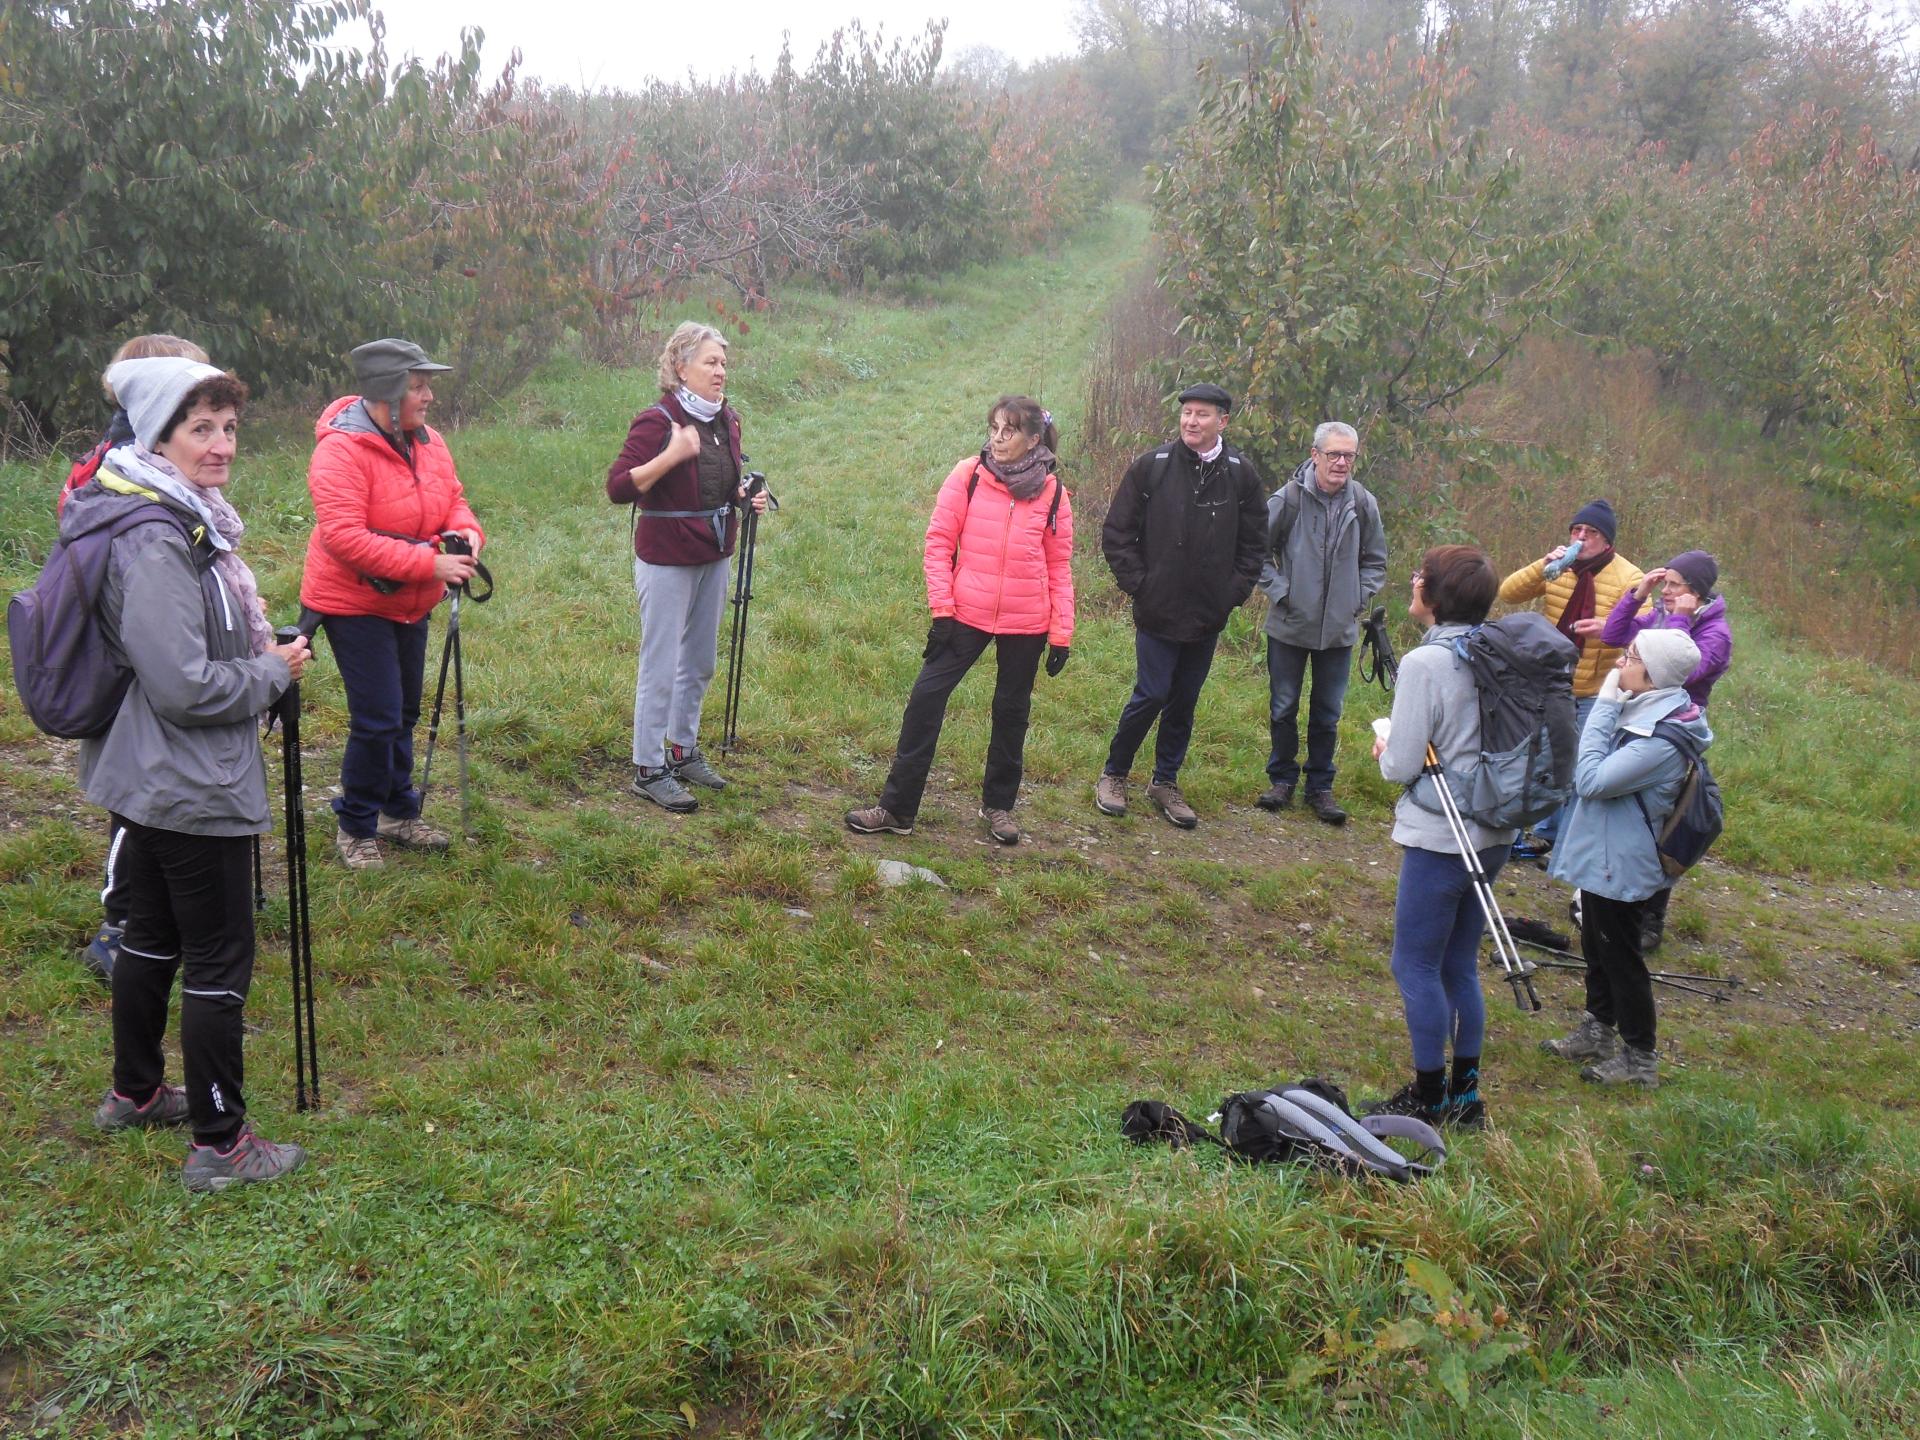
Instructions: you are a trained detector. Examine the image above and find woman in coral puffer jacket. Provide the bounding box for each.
[299,339,484,871]
[845,396,1075,847]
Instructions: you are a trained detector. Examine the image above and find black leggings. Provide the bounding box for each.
[1579,889,1659,1052]
[110,816,257,1146]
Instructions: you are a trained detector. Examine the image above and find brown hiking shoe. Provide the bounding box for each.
[1094,773,1128,817]
[1146,781,1197,829]
[335,829,384,871]
[845,804,913,835]
[377,813,450,851]
[1305,790,1348,825]
[1256,782,1294,811]
[980,808,1020,845]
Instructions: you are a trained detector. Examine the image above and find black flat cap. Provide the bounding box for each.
[1177,382,1233,412]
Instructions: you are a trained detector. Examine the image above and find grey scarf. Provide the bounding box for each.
[984,444,1055,502]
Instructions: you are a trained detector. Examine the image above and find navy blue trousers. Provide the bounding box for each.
[322,613,431,839]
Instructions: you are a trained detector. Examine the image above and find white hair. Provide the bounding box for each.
[1313,421,1358,450]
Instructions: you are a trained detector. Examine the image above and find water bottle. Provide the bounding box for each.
[1542,544,1579,580]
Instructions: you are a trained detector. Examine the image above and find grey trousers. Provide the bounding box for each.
[632,555,729,768]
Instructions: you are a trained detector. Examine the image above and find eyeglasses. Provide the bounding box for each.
[988,424,1028,440]
[1317,448,1357,465]
[1622,648,1644,664]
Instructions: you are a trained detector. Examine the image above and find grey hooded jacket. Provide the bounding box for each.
[1260,458,1388,650]
[69,474,291,836]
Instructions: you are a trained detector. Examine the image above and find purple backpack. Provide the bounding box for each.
[8,502,193,739]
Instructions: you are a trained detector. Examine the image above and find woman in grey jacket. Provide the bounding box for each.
[1545,628,1709,1089]
[69,358,313,1191]
[1368,546,1513,1128]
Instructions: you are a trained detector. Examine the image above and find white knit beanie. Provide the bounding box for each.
[102,358,225,449]
[1635,629,1701,690]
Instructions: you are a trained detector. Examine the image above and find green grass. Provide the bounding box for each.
[4,203,1920,1436]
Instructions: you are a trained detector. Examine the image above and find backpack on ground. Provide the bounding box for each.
[8,495,197,739]
[1409,612,1578,830]
[1123,1078,1446,1182]
[1635,720,1723,879]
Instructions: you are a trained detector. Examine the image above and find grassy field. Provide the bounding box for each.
[3,203,1919,1437]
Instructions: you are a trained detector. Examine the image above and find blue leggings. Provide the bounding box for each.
[1390,842,1508,1071]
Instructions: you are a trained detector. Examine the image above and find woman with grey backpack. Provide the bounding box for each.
[1544,628,1710,1088]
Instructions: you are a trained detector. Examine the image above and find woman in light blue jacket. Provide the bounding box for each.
[1545,627,1711,1089]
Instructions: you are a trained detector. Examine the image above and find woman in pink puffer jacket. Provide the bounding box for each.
[846,396,1075,846]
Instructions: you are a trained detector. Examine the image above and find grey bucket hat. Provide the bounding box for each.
[351,338,451,406]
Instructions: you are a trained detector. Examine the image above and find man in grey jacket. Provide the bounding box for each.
[1256,422,1388,824]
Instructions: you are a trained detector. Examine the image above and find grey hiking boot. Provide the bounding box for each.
[335,829,384,871]
[1541,1013,1619,1063]
[845,804,913,835]
[377,813,449,851]
[631,767,698,813]
[1094,773,1128,816]
[1360,1081,1445,1126]
[1255,781,1294,811]
[980,807,1020,845]
[1583,1045,1659,1089]
[1146,780,1197,829]
[181,1128,308,1193]
[83,922,122,985]
[94,1084,190,1132]
[670,746,727,790]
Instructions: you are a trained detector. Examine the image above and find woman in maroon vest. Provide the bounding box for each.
[607,323,769,812]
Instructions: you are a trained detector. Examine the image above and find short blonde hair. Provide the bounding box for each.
[656,322,727,394]
[102,333,209,404]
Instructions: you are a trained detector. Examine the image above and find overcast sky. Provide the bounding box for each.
[359,1,1086,90]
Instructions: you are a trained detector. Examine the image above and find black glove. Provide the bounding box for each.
[1046,644,1070,677]
[923,616,956,659]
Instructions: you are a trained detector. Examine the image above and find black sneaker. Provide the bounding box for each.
[1444,1094,1488,1130]
[1359,1081,1445,1126]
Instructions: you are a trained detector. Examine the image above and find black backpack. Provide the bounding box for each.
[1123,1078,1446,1182]
[1635,720,1724,879]
[1408,612,1579,830]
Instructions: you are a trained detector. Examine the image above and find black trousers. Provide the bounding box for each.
[101,814,130,930]
[109,816,257,1146]
[1578,888,1659,1052]
[879,623,1047,821]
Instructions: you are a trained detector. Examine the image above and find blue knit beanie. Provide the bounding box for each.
[1569,498,1617,545]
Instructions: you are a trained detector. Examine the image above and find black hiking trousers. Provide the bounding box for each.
[1579,888,1660,1052]
[879,622,1047,821]
[109,817,256,1147]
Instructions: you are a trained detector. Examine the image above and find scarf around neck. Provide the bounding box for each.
[1556,546,1614,653]
[675,386,723,424]
[983,444,1055,501]
[107,445,274,656]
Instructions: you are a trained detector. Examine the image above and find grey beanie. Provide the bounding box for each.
[102,358,227,450]
[351,338,451,407]
[1636,629,1701,690]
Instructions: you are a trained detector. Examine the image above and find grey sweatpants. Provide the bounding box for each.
[632,555,729,768]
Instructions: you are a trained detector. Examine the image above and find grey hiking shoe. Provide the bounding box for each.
[670,746,727,790]
[377,813,449,851]
[980,807,1020,845]
[1541,1013,1619,1063]
[1255,782,1294,811]
[83,922,122,986]
[1094,773,1128,817]
[631,767,698,813]
[335,829,384,871]
[94,1084,190,1132]
[181,1129,308,1193]
[1146,780,1197,829]
[845,804,913,835]
[1583,1045,1659,1089]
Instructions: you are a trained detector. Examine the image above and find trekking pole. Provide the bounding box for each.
[1504,933,1739,1001]
[1423,743,1541,1012]
[272,623,321,1111]
[720,472,770,755]
[1358,606,1398,692]
[419,534,492,837]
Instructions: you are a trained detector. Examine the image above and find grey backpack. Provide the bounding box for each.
[1407,612,1579,830]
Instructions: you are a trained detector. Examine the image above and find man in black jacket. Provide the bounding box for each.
[1096,383,1268,828]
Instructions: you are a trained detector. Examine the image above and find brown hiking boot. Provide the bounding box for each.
[980,807,1020,845]
[335,829,383,871]
[1256,782,1294,811]
[1305,790,1348,825]
[1146,781,1197,829]
[1094,773,1128,817]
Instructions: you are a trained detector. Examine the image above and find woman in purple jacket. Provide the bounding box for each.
[1598,549,1731,707]
[606,322,769,813]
